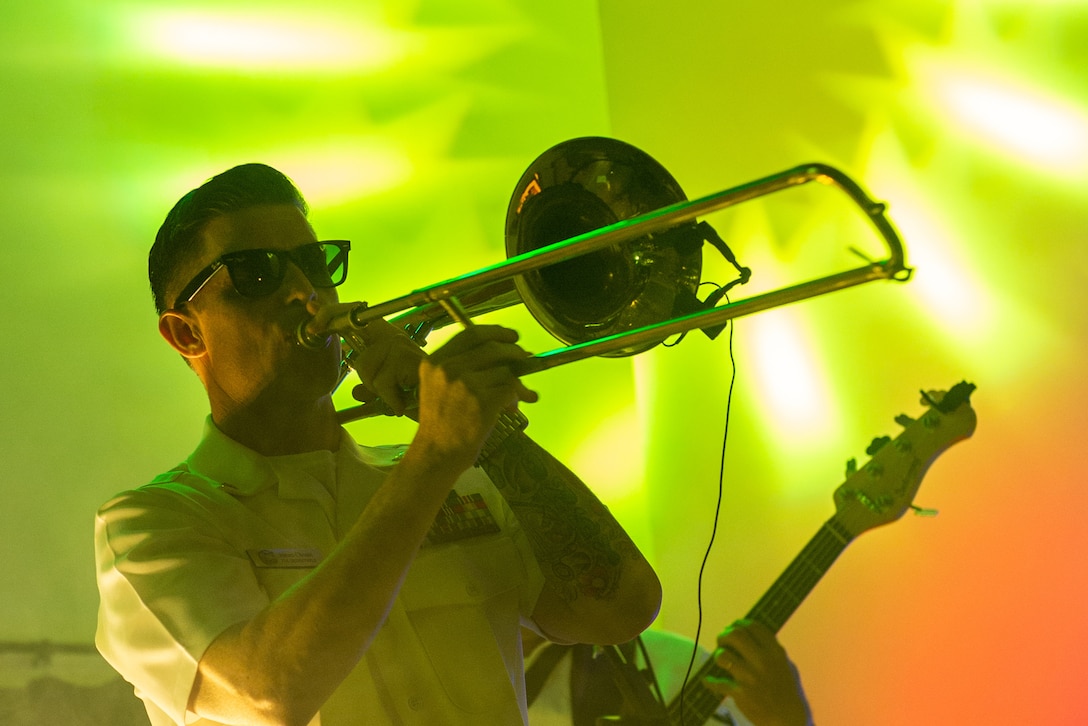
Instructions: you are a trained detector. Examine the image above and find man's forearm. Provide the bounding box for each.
[189,443,466,725]
[479,432,661,642]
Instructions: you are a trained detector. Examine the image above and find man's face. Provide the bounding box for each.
[172,203,343,411]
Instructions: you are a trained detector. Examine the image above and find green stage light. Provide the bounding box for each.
[127,9,418,73]
[931,66,1088,176]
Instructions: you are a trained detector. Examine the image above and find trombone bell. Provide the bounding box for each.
[505,137,705,356]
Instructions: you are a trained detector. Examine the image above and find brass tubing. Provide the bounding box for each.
[299,163,906,349]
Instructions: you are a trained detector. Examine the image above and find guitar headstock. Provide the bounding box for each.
[833,381,977,537]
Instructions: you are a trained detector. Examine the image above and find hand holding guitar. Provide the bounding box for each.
[706,619,812,726]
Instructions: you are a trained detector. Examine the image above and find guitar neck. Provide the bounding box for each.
[661,382,976,726]
[667,516,855,725]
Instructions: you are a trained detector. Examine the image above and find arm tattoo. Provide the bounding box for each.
[479,433,639,605]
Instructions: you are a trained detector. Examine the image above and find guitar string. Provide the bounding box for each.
[670,526,849,722]
[668,521,852,723]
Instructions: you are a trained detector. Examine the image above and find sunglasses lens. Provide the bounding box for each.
[224,250,284,297]
[294,243,336,288]
[322,242,349,286]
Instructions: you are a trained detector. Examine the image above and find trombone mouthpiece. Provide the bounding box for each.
[297,319,330,349]
[297,303,369,348]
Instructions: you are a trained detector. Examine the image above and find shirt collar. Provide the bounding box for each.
[186,416,408,497]
[186,417,276,496]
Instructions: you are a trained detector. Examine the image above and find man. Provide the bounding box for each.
[523,620,812,726]
[94,163,661,726]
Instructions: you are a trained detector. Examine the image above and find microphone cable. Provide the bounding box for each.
[676,288,738,725]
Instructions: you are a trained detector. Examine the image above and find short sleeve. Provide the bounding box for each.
[94,484,271,724]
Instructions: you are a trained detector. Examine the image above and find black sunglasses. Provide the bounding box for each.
[174,240,351,307]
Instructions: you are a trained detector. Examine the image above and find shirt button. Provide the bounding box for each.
[466,583,480,597]
[407,695,424,711]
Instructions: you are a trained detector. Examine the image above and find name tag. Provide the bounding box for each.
[247,548,323,569]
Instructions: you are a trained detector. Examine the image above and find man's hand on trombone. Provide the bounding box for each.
[309,301,537,467]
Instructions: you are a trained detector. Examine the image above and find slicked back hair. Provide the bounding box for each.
[149,163,309,314]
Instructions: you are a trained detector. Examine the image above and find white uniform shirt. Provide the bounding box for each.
[95,418,545,726]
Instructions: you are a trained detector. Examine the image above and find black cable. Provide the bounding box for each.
[677,299,737,725]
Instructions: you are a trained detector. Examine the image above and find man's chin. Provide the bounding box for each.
[280,346,343,393]
[269,374,341,409]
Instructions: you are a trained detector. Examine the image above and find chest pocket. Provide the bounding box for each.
[398,534,531,714]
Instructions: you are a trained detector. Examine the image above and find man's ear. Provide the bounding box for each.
[158,310,206,360]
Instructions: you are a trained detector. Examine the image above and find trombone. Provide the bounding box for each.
[301,137,911,420]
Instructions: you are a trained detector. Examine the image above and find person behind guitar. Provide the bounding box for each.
[523,620,813,726]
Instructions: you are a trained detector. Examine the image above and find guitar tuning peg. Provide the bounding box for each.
[866,436,892,455]
[845,457,857,477]
[910,504,939,517]
[894,413,914,428]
